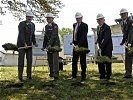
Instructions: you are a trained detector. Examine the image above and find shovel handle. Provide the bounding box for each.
[18,46,32,50]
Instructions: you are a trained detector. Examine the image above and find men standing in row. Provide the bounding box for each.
[17,11,38,81]
[42,13,60,81]
[120,8,133,78]
[96,14,113,80]
[70,12,88,82]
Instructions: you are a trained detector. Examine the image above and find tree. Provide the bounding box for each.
[59,27,72,37]
[59,27,72,41]
[0,0,64,22]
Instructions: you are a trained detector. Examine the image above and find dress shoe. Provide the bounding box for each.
[19,78,23,81]
[49,74,53,77]
[81,77,86,82]
[105,76,110,81]
[54,77,58,81]
[27,77,33,80]
[100,76,106,79]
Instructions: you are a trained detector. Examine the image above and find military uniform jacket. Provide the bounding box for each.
[73,22,88,48]
[17,20,36,47]
[97,23,113,56]
[43,22,60,49]
[121,18,133,45]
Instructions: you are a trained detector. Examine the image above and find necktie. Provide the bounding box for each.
[74,23,79,41]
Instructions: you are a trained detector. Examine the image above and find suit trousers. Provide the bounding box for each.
[72,50,87,78]
[98,62,112,78]
[125,49,133,76]
[18,48,32,79]
[98,51,112,78]
[47,52,59,78]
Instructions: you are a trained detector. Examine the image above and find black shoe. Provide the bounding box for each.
[19,78,23,81]
[100,76,106,79]
[105,76,110,81]
[123,76,132,79]
[49,74,54,77]
[27,77,33,80]
[81,77,86,82]
[81,78,86,82]
[54,77,58,80]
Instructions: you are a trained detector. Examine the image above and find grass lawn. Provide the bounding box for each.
[0,63,133,100]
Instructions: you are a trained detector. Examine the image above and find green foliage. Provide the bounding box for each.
[95,56,112,63]
[59,27,72,40]
[47,46,62,52]
[0,64,133,99]
[0,0,64,22]
[74,47,90,54]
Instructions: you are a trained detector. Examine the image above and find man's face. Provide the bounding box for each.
[97,18,105,26]
[76,17,82,23]
[26,16,33,22]
[120,12,128,20]
[46,17,53,23]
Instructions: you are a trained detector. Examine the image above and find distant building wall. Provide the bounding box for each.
[63,34,125,56]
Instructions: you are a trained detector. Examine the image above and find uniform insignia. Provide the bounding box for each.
[54,25,57,28]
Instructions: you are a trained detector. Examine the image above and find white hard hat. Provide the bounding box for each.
[120,8,128,14]
[75,12,83,18]
[26,11,34,17]
[45,13,54,18]
[96,13,104,19]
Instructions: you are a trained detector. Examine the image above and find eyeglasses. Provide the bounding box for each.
[97,18,104,21]
[120,13,127,16]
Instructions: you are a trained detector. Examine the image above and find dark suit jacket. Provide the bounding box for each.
[121,18,133,45]
[73,22,88,48]
[17,20,36,47]
[43,22,60,49]
[97,23,113,57]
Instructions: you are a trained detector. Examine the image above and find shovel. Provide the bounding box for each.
[18,46,33,50]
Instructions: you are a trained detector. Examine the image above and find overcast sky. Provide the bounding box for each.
[0,0,133,50]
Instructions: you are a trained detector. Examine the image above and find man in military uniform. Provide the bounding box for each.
[42,13,60,80]
[120,8,133,78]
[96,14,113,80]
[70,12,88,82]
[17,11,38,81]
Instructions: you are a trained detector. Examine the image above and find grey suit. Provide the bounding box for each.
[43,22,60,78]
[17,20,36,80]
[121,18,133,77]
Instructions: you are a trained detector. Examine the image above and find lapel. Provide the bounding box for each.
[97,23,105,36]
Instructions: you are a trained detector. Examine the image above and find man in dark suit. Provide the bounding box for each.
[17,11,38,81]
[70,12,88,82]
[96,14,113,80]
[120,8,133,78]
[42,13,60,81]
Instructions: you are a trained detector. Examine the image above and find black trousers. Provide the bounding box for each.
[18,48,32,79]
[98,51,112,78]
[72,50,87,78]
[125,49,133,76]
[98,62,112,78]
